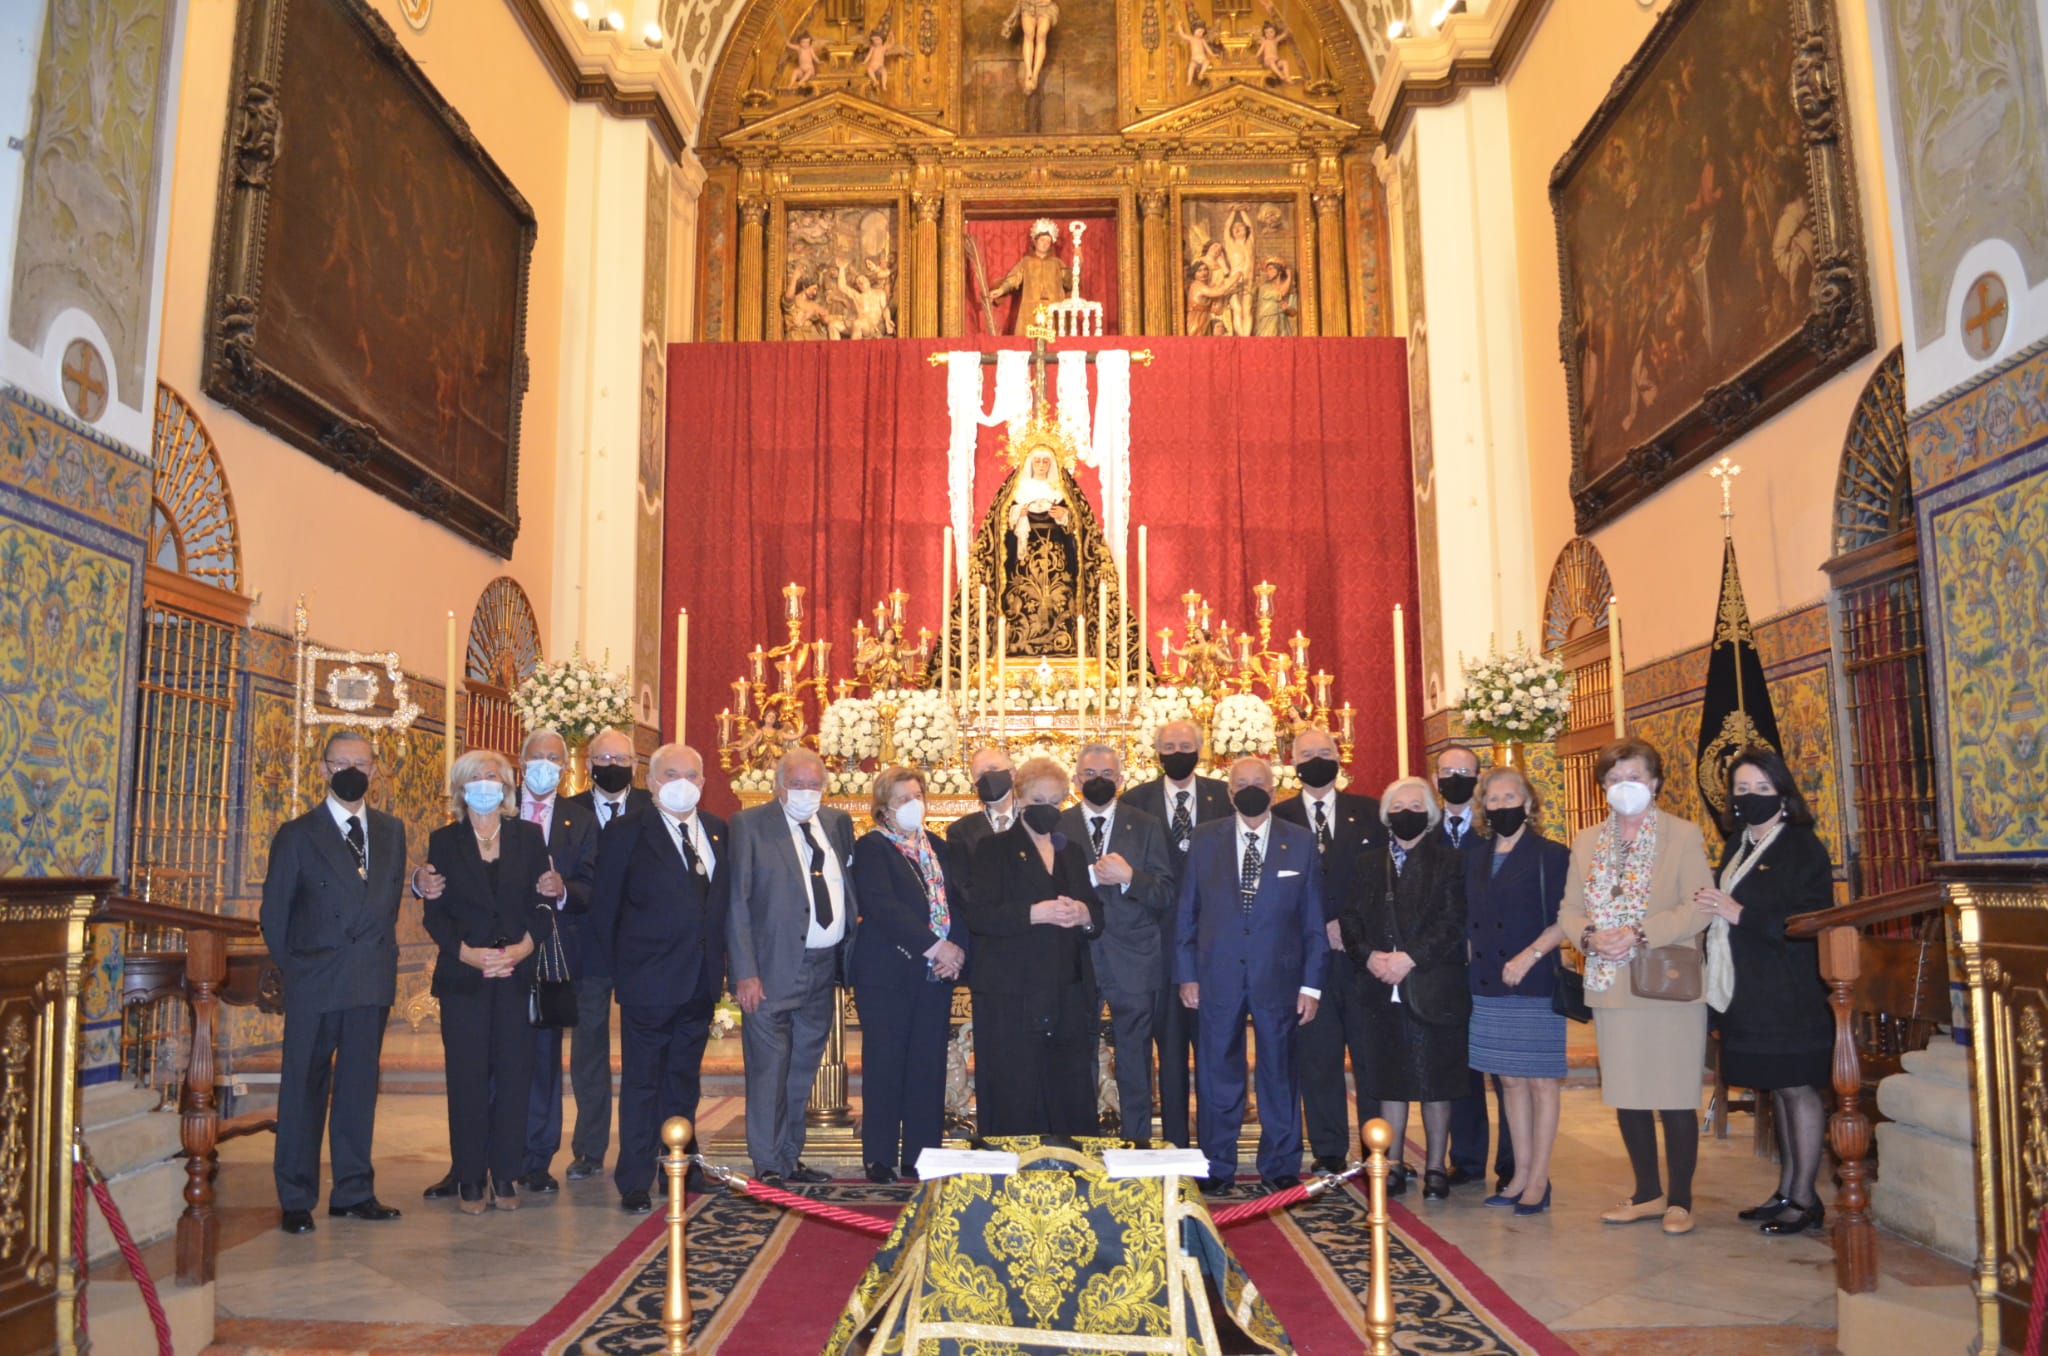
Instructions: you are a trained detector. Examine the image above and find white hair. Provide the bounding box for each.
[521,726,567,758]
[1379,776,1442,828]
[1076,741,1122,769]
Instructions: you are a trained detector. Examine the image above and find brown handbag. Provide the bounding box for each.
[1629,936,1703,1002]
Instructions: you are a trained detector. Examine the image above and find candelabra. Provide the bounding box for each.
[1158,582,1354,764]
[847,588,935,695]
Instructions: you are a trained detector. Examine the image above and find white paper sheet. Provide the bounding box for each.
[1100,1148,1212,1179]
[915,1148,1020,1180]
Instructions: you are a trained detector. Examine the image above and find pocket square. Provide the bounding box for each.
[1278,869,1301,878]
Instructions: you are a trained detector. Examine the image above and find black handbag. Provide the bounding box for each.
[1541,853,1592,1024]
[1386,851,1473,1029]
[528,911,577,1029]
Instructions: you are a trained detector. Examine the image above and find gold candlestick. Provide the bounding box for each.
[889,588,908,628]
[1290,631,1309,667]
[978,584,989,715]
[1076,613,1088,713]
[1137,525,1150,708]
[1312,669,1332,710]
[1609,595,1626,735]
[748,645,768,685]
[1254,580,1275,619]
[783,582,805,623]
[717,708,733,746]
[1183,589,1202,628]
[1337,701,1356,744]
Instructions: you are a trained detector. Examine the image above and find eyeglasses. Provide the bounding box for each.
[326,757,374,773]
[590,752,634,766]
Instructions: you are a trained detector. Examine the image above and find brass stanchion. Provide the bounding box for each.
[1362,1118,1396,1356]
[805,988,855,1128]
[662,1116,695,1356]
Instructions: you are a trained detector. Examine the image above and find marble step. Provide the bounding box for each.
[84,1157,186,1263]
[82,1274,214,1356]
[1899,1038,1970,1087]
[80,1083,181,1178]
[1836,1276,1976,1356]
[1872,1120,1977,1263]
[1875,1066,1972,1140]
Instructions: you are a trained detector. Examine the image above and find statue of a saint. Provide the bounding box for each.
[986,220,1072,336]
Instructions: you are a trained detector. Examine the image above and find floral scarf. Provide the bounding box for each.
[1581,810,1660,992]
[884,826,950,941]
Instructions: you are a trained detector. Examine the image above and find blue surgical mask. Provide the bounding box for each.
[524,758,562,797]
[463,780,507,815]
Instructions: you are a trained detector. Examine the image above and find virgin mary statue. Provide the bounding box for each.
[936,421,1144,673]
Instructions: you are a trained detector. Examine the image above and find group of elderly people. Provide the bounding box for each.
[415,719,1835,1236]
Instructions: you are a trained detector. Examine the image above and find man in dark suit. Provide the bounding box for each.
[943,745,1016,887]
[1059,742,1175,1144]
[727,748,859,1184]
[589,742,728,1213]
[1275,727,1384,1173]
[556,726,650,1182]
[1122,720,1231,1146]
[1434,744,1513,1190]
[259,731,416,1234]
[1176,757,1325,1190]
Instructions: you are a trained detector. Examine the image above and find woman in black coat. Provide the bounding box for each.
[1341,776,1470,1199]
[1694,746,1835,1235]
[424,750,558,1214]
[961,756,1104,1138]
[851,767,968,1183]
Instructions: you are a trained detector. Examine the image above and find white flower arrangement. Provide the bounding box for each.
[925,765,971,795]
[733,767,775,794]
[711,996,742,1039]
[819,698,881,768]
[1458,642,1574,743]
[891,691,961,767]
[1211,693,1278,756]
[1138,684,1202,734]
[511,651,634,746]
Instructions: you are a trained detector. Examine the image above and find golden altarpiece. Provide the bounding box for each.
[693,0,1389,341]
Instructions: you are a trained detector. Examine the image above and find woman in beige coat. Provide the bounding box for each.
[1557,738,1713,1236]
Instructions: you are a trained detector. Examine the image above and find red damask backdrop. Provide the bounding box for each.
[662,337,1420,813]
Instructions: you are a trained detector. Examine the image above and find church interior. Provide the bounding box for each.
[2,0,2044,1353]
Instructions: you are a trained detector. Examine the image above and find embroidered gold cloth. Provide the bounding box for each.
[823,1137,1291,1355]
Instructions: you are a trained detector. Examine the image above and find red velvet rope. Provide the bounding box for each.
[1206,1182,1314,1226]
[73,1158,174,1356]
[2025,1205,2048,1356]
[729,1172,1316,1235]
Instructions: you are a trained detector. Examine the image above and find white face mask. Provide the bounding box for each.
[1606,780,1653,817]
[657,777,702,815]
[783,788,824,821]
[893,798,926,833]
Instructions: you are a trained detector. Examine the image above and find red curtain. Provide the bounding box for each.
[662,337,1422,814]
[963,215,1121,338]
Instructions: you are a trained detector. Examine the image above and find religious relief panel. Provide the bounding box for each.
[780,205,901,338]
[1179,198,1302,336]
[732,0,957,125]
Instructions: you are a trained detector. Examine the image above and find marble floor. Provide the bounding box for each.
[191,1083,1969,1354]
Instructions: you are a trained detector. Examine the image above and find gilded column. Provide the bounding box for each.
[1313,189,1347,337]
[736,189,769,342]
[913,190,943,338]
[1139,187,1171,337]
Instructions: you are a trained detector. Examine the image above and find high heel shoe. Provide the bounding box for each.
[457,1182,489,1216]
[1759,1201,1825,1235]
[1422,1169,1450,1201]
[1513,1184,1552,1216]
[1738,1192,1792,1222]
[492,1179,522,1211]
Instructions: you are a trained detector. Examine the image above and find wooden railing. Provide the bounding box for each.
[97,894,281,1287]
[1785,880,1948,1295]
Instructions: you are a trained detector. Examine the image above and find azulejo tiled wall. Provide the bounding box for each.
[0,387,151,1084]
[1912,338,2048,861]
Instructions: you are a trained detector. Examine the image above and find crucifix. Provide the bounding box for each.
[1709,456,1742,539]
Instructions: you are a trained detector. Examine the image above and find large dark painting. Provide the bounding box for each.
[203,0,535,556]
[1552,0,1871,532]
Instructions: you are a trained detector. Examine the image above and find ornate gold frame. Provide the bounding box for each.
[1167,185,1319,336]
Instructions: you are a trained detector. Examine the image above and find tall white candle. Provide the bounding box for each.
[675,607,688,742]
[1609,596,1626,736]
[1138,526,1149,708]
[445,610,458,784]
[1393,604,1409,777]
[978,584,989,717]
[941,528,953,698]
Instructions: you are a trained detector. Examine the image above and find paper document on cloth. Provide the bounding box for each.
[915,1148,1020,1179]
[1101,1148,1211,1179]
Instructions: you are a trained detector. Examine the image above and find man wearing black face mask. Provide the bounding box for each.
[260,731,422,1235]
[1058,743,1175,1143]
[1433,745,1515,1192]
[1274,728,1384,1173]
[945,746,1017,890]
[1123,721,1231,1144]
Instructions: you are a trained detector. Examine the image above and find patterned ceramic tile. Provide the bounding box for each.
[1909,337,2048,491]
[0,388,150,534]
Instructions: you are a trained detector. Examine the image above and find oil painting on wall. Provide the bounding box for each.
[1180,198,1302,337]
[780,205,899,340]
[1553,0,1870,530]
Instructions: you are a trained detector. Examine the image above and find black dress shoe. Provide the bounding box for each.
[1264,1175,1302,1191]
[1422,1169,1450,1201]
[898,1165,920,1182]
[786,1164,832,1184]
[865,1163,899,1184]
[1739,1192,1793,1222]
[565,1155,604,1181]
[1200,1178,1236,1196]
[1385,1165,1410,1196]
[328,1197,401,1221]
[757,1171,786,1187]
[620,1189,653,1214]
[1444,1166,1476,1187]
[1311,1156,1347,1175]
[280,1209,315,1235]
[525,1171,560,1194]
[1759,1202,1825,1236]
[422,1171,458,1200]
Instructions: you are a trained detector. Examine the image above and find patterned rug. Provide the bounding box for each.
[500,1179,1572,1355]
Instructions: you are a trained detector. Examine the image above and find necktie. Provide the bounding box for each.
[344,815,367,879]
[803,821,834,930]
[993,810,1010,833]
[527,798,550,843]
[1171,791,1192,846]
[600,799,617,827]
[1448,816,1464,848]
[1089,815,1107,858]
[1312,799,1330,853]
[1239,831,1262,914]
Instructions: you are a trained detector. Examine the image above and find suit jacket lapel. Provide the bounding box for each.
[310,806,369,890]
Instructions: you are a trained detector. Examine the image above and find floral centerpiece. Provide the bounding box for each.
[819,698,880,768]
[511,651,634,746]
[1457,642,1573,744]
[1211,693,1278,757]
[891,690,961,770]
